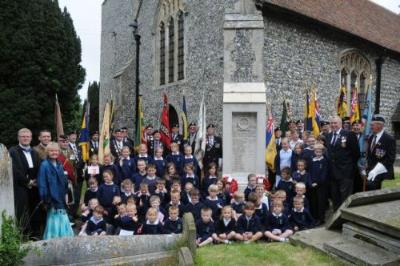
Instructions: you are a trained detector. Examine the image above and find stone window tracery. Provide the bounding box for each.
[156,0,186,87]
[340,50,372,111]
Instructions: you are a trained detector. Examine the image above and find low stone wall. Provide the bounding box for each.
[23,213,197,266]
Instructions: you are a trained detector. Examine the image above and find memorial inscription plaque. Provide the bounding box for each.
[232,112,257,173]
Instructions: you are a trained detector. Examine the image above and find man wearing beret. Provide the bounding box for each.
[89,131,99,156]
[203,124,222,172]
[184,122,198,152]
[366,115,396,190]
[171,124,184,152]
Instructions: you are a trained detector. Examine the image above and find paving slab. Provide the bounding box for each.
[341,200,400,239]
[324,238,400,266]
[326,188,400,230]
[289,227,342,253]
[343,222,400,254]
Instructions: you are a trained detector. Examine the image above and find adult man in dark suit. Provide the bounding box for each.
[9,128,42,237]
[121,126,135,149]
[110,128,133,159]
[327,116,360,210]
[366,115,396,190]
[89,131,99,156]
[171,124,184,151]
[203,124,223,171]
[147,130,165,156]
[184,122,198,152]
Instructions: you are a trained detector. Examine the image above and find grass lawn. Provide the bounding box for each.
[382,172,400,189]
[195,242,344,266]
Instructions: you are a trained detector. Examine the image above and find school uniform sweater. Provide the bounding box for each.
[163,217,183,234]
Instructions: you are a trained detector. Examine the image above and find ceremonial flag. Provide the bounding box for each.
[98,102,111,164]
[78,103,90,162]
[358,77,373,182]
[160,94,172,149]
[350,86,360,123]
[265,109,277,172]
[135,95,144,148]
[54,94,64,139]
[180,96,189,140]
[279,100,288,136]
[194,92,206,169]
[304,88,320,136]
[337,85,348,118]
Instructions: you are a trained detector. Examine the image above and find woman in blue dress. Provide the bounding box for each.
[37,142,74,240]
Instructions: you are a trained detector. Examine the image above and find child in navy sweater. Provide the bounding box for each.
[100,154,121,185]
[231,191,245,220]
[97,170,120,220]
[153,179,169,208]
[204,184,224,221]
[183,188,205,221]
[134,144,154,169]
[121,179,135,204]
[118,147,136,182]
[86,205,107,236]
[264,200,293,242]
[135,182,151,220]
[294,182,310,210]
[309,144,329,225]
[132,159,147,191]
[244,174,257,201]
[165,189,185,218]
[214,206,236,244]
[163,206,183,234]
[234,202,263,243]
[166,143,184,174]
[142,164,159,194]
[290,196,314,232]
[118,203,141,235]
[247,192,268,227]
[195,207,215,247]
[153,147,166,178]
[181,163,200,189]
[292,159,311,187]
[83,177,99,205]
[216,179,231,206]
[142,207,164,234]
[276,167,295,202]
[201,162,219,197]
[183,145,200,176]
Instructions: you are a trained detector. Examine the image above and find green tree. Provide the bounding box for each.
[0,0,85,147]
[87,81,100,133]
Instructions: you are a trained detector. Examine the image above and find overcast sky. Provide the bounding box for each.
[58,0,400,101]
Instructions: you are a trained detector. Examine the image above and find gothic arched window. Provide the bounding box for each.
[168,17,175,83]
[340,50,372,112]
[177,11,185,81]
[156,0,186,87]
[160,22,166,85]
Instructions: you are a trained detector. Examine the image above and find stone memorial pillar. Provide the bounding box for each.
[223,0,266,189]
[0,144,15,228]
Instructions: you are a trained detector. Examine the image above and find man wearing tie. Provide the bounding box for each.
[148,130,165,156]
[184,122,198,152]
[203,124,223,172]
[171,124,183,151]
[9,128,42,237]
[110,128,132,159]
[327,116,360,210]
[366,115,396,190]
[90,131,99,156]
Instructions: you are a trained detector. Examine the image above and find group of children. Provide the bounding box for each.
[78,137,326,247]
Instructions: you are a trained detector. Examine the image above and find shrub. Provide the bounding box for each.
[0,211,30,266]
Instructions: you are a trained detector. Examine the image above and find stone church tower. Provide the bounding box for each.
[100,0,400,140]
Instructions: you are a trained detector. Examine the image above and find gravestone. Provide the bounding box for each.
[290,188,400,265]
[0,144,14,229]
[223,0,267,188]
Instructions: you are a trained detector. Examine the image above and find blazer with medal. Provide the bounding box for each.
[367,131,396,180]
[327,129,360,168]
[204,135,223,162]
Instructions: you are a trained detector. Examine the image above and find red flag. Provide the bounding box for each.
[160,94,171,149]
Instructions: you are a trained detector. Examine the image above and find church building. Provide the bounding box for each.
[100,0,400,141]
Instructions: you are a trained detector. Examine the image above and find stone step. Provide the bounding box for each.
[343,222,400,254]
[65,251,175,266]
[324,238,400,266]
[340,200,400,239]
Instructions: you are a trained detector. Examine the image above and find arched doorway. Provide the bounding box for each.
[169,104,179,128]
